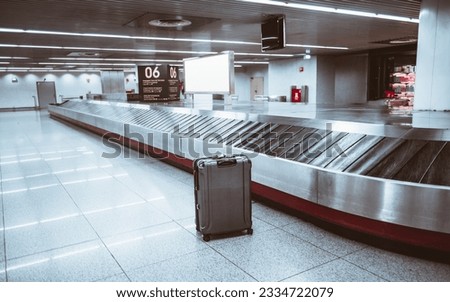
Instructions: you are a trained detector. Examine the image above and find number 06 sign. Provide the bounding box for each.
[137,65,180,102]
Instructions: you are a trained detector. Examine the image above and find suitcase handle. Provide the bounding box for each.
[217,158,237,167]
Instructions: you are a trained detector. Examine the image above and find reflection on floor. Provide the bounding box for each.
[0,111,449,282]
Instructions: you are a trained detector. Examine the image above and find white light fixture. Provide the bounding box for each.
[237,0,419,23]
[49,57,182,63]
[148,19,192,28]
[0,27,349,52]
[235,61,270,65]
[304,49,311,60]
[235,52,294,57]
[0,43,297,58]
[286,44,348,50]
[0,43,217,56]
[0,56,30,59]
[39,62,136,66]
[0,27,260,46]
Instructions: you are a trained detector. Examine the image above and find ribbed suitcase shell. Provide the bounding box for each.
[194,155,252,241]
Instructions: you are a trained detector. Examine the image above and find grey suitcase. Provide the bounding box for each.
[194,154,253,242]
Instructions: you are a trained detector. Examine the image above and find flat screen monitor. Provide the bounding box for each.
[183,51,235,94]
[261,16,286,52]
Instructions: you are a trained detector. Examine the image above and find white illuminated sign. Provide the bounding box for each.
[183,51,235,94]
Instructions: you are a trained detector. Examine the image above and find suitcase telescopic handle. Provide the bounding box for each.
[217,158,237,167]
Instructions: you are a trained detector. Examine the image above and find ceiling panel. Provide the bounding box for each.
[0,0,421,70]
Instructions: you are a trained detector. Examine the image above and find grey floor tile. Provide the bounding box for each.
[103,156,158,172]
[213,228,337,281]
[0,237,4,265]
[2,186,80,228]
[0,261,5,281]
[111,166,168,188]
[5,215,98,259]
[344,247,450,281]
[0,249,4,268]
[6,240,123,282]
[39,149,86,162]
[147,192,195,220]
[100,147,157,163]
[55,167,112,185]
[157,179,193,198]
[63,178,146,212]
[0,211,5,264]
[104,222,205,272]
[128,248,256,282]
[96,273,131,282]
[45,155,99,173]
[1,153,40,164]
[1,173,59,194]
[151,162,193,185]
[0,147,38,159]
[281,220,367,257]
[176,216,197,235]
[114,169,194,201]
[282,259,386,282]
[176,215,276,242]
[252,202,299,228]
[85,201,172,238]
[1,161,52,179]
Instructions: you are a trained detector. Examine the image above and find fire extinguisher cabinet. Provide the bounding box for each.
[291,88,302,102]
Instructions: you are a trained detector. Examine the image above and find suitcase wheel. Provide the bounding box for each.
[202,234,211,242]
[247,228,253,235]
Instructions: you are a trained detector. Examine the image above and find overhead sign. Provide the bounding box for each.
[137,65,180,102]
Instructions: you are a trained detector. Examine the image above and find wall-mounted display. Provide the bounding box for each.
[183,51,235,95]
[261,15,286,52]
[137,65,180,102]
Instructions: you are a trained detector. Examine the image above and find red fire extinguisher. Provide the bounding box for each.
[291,88,302,102]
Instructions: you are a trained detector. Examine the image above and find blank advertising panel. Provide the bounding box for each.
[184,51,235,94]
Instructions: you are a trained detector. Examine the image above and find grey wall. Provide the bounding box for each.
[235,65,268,101]
[415,0,450,111]
[268,57,317,103]
[316,56,336,105]
[0,71,138,109]
[0,72,102,109]
[334,54,368,105]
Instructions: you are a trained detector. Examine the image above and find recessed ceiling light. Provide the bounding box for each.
[389,37,418,44]
[237,0,419,23]
[148,19,192,28]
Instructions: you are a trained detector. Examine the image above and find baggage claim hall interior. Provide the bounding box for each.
[0,0,449,282]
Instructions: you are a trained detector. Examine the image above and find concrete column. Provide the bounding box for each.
[415,0,450,111]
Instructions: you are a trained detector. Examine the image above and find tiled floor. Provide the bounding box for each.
[1,111,450,282]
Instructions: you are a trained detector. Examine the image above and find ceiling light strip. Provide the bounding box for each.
[235,52,294,57]
[0,43,217,55]
[0,27,347,50]
[49,57,183,63]
[237,0,419,23]
[235,61,270,64]
[0,27,260,45]
[0,56,30,59]
[0,43,300,58]
[286,44,348,50]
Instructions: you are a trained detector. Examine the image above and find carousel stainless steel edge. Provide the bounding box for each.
[48,101,450,235]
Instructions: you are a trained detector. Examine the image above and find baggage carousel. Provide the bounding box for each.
[48,100,450,256]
